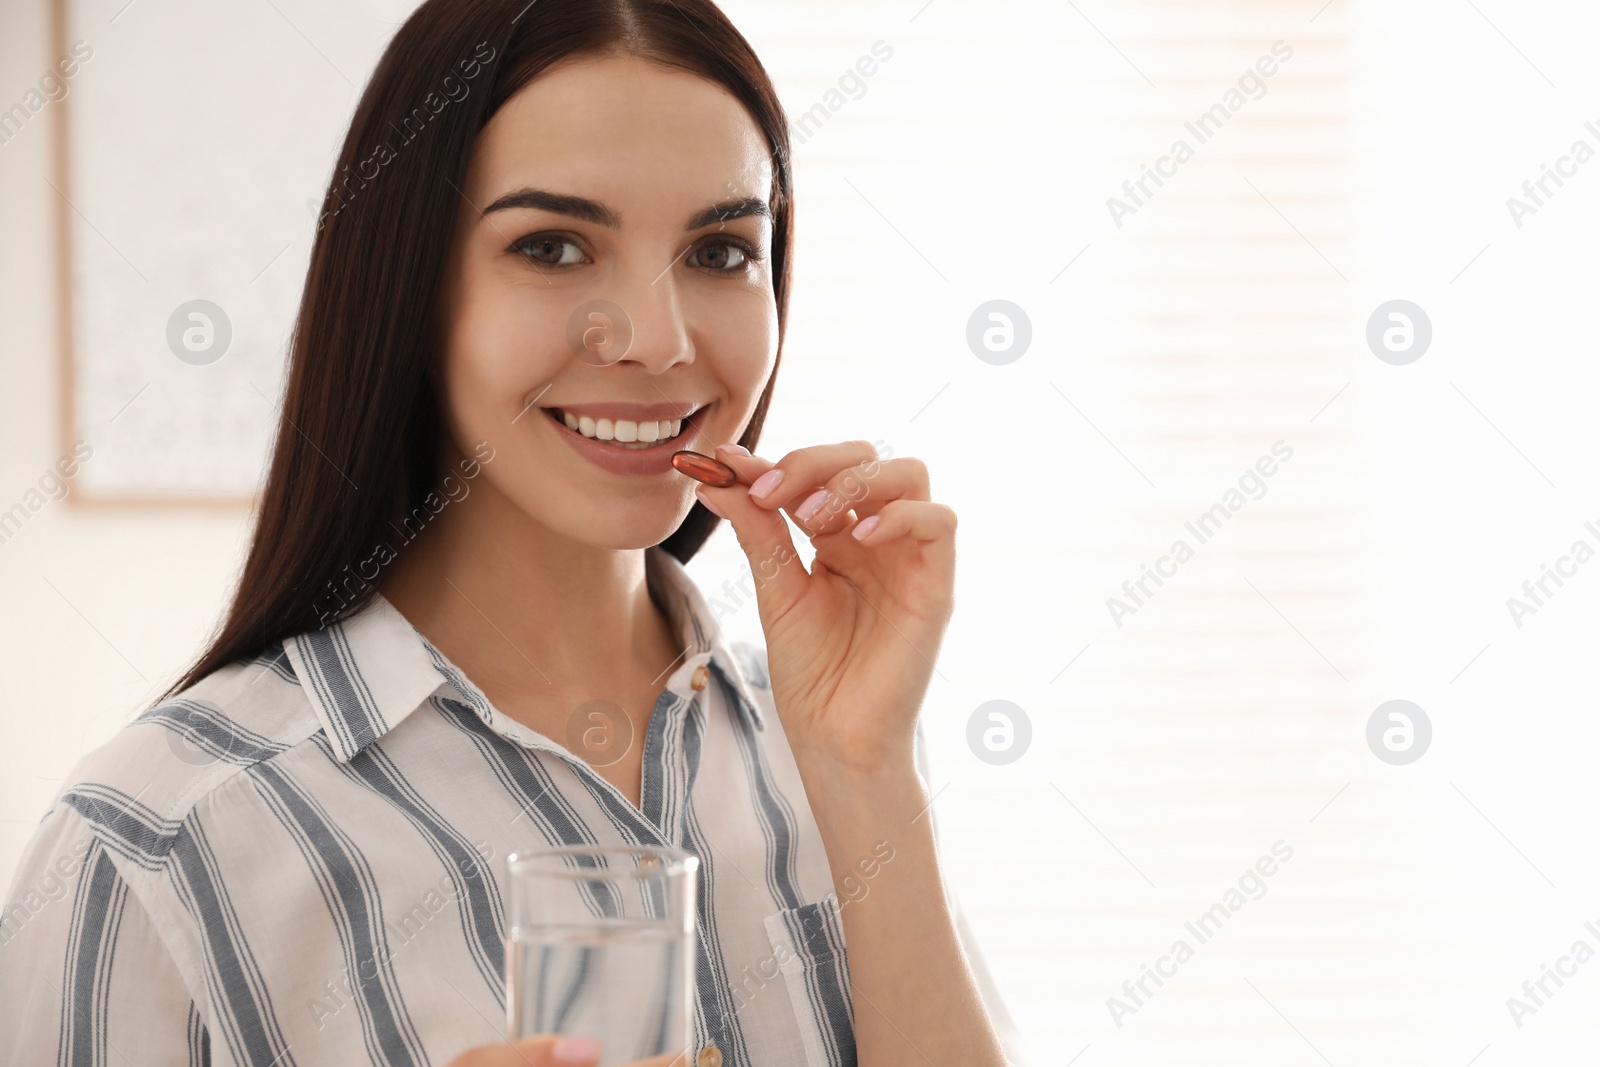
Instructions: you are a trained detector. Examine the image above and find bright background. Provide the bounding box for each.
[3,0,1599,1063]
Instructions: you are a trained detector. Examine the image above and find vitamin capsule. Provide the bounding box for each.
[671,450,738,488]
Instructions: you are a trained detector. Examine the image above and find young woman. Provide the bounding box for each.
[0,1,1024,1064]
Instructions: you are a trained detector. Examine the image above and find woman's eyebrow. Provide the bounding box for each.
[684,197,771,231]
[481,187,770,230]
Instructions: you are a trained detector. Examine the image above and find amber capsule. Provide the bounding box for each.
[671,450,738,488]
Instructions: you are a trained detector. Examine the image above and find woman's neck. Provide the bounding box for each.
[378,477,683,735]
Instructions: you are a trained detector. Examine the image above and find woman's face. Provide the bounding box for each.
[436,51,778,549]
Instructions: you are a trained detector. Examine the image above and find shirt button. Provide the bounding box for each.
[690,664,710,691]
[696,1046,722,1067]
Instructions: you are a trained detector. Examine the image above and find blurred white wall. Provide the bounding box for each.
[4,0,1600,1064]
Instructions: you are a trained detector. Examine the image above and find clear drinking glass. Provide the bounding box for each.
[505,845,699,1065]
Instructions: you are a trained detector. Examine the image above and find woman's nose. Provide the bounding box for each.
[568,263,695,374]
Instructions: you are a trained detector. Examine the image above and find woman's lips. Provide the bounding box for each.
[540,404,710,477]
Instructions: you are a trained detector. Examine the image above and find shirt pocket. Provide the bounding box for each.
[761,896,857,1067]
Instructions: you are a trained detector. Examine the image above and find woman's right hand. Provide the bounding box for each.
[445,1034,690,1067]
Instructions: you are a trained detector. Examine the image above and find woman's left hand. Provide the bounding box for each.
[693,440,956,775]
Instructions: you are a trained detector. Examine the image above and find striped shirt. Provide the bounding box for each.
[0,545,1025,1066]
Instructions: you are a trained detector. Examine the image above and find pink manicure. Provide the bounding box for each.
[695,488,727,518]
[716,442,751,456]
[852,515,880,540]
[795,489,829,522]
[749,469,785,499]
[553,1035,602,1065]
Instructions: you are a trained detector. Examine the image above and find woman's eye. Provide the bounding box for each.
[689,240,751,272]
[513,234,586,267]
[511,234,758,272]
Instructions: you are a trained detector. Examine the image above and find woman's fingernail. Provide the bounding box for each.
[749,469,785,499]
[695,488,727,518]
[851,515,881,541]
[716,442,751,456]
[553,1035,602,1065]
[795,488,829,523]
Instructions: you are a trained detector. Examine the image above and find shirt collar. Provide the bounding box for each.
[285,545,766,763]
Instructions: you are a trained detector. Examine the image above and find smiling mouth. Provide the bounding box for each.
[542,406,704,450]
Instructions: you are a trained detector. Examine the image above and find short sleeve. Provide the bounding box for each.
[913,719,1031,1067]
[0,806,207,1066]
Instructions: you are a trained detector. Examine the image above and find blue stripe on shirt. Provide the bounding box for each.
[248,760,426,1067]
[332,737,507,1007]
[168,816,297,1067]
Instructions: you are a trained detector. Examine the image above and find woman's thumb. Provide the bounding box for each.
[693,449,808,620]
[447,1034,602,1067]
[547,1036,603,1065]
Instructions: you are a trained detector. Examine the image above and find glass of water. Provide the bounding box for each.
[505,845,699,1064]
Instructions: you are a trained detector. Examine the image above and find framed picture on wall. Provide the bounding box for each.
[49,0,409,504]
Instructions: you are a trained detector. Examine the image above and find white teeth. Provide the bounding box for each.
[551,410,692,447]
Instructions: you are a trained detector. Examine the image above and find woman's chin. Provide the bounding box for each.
[553,506,700,552]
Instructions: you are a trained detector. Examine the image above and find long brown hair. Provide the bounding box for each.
[163,0,793,698]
